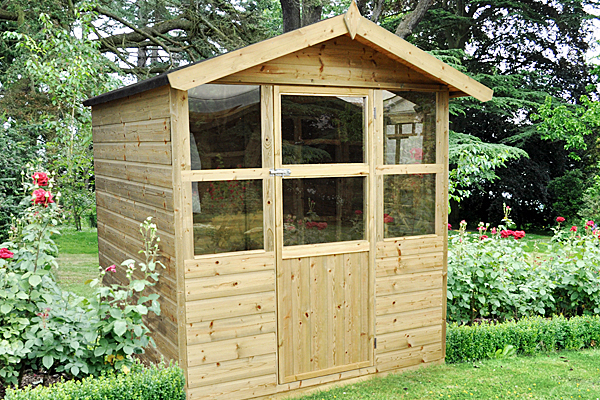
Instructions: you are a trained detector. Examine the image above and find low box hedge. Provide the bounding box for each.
[5,362,185,400]
[446,315,600,363]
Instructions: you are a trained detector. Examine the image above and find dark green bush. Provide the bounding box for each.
[446,315,600,363]
[4,363,186,400]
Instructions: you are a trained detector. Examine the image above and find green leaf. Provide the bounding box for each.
[113,320,127,336]
[42,355,53,370]
[29,274,42,287]
[132,280,146,292]
[71,365,80,376]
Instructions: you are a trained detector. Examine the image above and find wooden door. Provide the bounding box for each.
[274,86,374,383]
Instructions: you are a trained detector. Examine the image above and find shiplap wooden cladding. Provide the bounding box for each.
[86,1,491,399]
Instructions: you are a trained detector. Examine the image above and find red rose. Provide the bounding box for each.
[355,210,363,215]
[317,222,328,230]
[32,189,54,206]
[32,172,49,186]
[586,220,595,227]
[480,235,488,240]
[448,223,452,229]
[513,231,526,240]
[570,226,577,232]
[0,248,14,259]
[500,230,514,238]
[383,214,394,224]
[556,217,565,223]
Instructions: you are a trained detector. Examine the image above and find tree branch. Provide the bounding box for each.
[0,8,18,21]
[395,0,436,39]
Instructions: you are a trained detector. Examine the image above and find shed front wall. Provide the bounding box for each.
[92,85,180,363]
[174,38,449,398]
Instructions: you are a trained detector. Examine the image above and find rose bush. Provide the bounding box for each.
[449,216,600,324]
[0,171,164,388]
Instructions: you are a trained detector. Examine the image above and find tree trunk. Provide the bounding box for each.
[281,0,301,32]
[302,0,322,27]
[395,0,436,39]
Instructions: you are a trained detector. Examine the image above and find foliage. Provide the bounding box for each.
[448,217,600,324]
[0,172,164,388]
[5,361,186,400]
[547,169,585,223]
[578,174,600,224]
[446,315,600,364]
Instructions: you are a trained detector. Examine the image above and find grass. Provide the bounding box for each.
[297,349,600,400]
[52,225,99,298]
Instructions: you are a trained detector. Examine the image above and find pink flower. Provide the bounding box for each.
[409,147,423,161]
[106,264,117,273]
[500,230,514,239]
[570,226,577,232]
[0,248,14,259]
[513,231,526,240]
[355,210,363,215]
[383,214,394,224]
[448,223,452,229]
[586,220,595,228]
[491,227,497,234]
[31,189,54,206]
[480,235,488,240]
[316,222,328,230]
[32,172,49,186]
[556,217,565,223]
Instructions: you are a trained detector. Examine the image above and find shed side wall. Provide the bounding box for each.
[92,85,179,363]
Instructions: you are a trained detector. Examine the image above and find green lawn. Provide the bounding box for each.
[52,226,99,298]
[297,349,600,400]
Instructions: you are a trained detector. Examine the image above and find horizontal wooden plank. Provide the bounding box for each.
[186,291,276,323]
[187,333,277,367]
[187,374,277,400]
[187,313,276,346]
[96,206,175,257]
[376,307,443,335]
[96,176,174,212]
[96,191,175,234]
[376,270,442,297]
[376,236,443,258]
[282,241,369,259]
[376,289,443,316]
[275,365,377,393]
[94,142,172,165]
[186,251,274,279]
[376,325,443,354]
[185,270,275,301]
[375,342,443,372]
[187,353,276,388]
[92,118,171,143]
[286,361,371,383]
[375,164,443,175]
[182,169,268,182]
[94,159,173,188]
[376,252,443,277]
[280,164,368,177]
[92,86,171,126]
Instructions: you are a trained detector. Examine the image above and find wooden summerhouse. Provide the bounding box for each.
[84,3,492,399]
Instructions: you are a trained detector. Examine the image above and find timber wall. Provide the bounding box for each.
[92,85,179,363]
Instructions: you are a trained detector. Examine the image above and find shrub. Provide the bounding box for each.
[0,170,165,387]
[448,214,600,323]
[4,362,186,400]
[446,315,600,363]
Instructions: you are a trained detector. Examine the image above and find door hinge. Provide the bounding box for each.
[269,168,291,177]
[373,107,377,119]
[374,338,377,349]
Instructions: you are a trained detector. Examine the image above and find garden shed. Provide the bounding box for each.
[83,3,492,399]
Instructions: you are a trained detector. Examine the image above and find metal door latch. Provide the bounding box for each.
[269,168,291,177]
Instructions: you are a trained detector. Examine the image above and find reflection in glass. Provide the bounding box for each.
[283,178,365,246]
[193,180,263,255]
[383,91,436,165]
[384,174,435,237]
[188,84,261,170]
[281,95,365,164]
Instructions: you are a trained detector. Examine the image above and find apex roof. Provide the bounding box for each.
[84,1,492,106]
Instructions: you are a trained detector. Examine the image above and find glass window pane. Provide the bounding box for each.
[283,178,365,246]
[189,84,261,170]
[383,91,436,165]
[384,174,435,238]
[192,180,263,255]
[281,95,365,164]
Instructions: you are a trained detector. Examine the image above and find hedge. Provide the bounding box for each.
[446,315,600,363]
[5,363,185,400]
